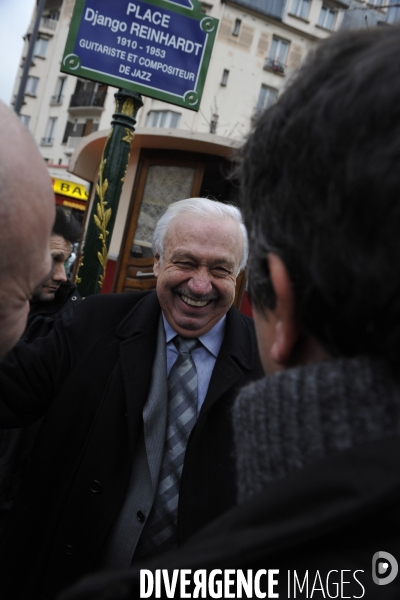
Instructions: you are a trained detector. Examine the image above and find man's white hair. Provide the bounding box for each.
[152,197,248,273]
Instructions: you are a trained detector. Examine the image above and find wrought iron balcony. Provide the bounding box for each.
[40,17,58,31]
[229,0,285,21]
[50,94,64,105]
[64,136,84,156]
[69,89,107,109]
[40,137,54,146]
[264,57,285,75]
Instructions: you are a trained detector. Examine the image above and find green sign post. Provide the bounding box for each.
[75,89,143,296]
[62,0,218,295]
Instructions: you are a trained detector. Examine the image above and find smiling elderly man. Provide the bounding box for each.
[153,204,241,336]
[58,24,400,600]
[0,197,263,600]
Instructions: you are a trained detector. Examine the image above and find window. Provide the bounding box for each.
[232,19,241,36]
[265,37,290,74]
[146,111,181,129]
[256,85,278,114]
[42,117,57,146]
[72,119,81,134]
[62,118,98,143]
[210,113,218,134]
[20,115,30,129]
[387,4,400,24]
[48,9,60,20]
[291,0,310,19]
[318,6,337,30]
[34,37,49,58]
[200,2,212,13]
[51,77,67,105]
[221,69,229,86]
[25,76,39,96]
[70,80,107,108]
[368,0,383,5]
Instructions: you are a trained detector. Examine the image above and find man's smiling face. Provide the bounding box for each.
[154,212,243,337]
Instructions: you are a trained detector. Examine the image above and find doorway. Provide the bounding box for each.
[114,149,246,308]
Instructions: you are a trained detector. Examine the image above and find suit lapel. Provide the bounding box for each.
[116,296,257,429]
[117,292,162,442]
[200,306,256,416]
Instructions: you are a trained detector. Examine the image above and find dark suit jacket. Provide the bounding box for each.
[0,291,263,599]
[23,281,81,343]
[0,281,82,534]
[59,438,400,600]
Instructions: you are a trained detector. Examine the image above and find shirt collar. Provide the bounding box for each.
[162,313,226,358]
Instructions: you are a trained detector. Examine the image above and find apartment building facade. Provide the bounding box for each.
[12,0,390,296]
[14,0,357,166]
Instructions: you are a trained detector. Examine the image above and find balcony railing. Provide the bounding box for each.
[41,137,54,146]
[229,0,285,21]
[50,94,64,106]
[264,57,285,75]
[64,136,84,155]
[69,90,107,109]
[40,17,58,32]
[68,136,84,149]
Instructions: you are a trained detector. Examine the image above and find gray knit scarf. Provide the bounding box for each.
[233,355,400,504]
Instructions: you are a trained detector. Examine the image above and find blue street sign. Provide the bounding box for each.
[61,0,219,110]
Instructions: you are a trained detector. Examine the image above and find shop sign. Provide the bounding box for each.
[53,178,89,201]
[56,197,86,212]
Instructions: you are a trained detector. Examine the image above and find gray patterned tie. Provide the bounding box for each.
[134,335,199,560]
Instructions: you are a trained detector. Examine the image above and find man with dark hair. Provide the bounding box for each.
[60,25,400,600]
[25,206,82,338]
[0,206,82,531]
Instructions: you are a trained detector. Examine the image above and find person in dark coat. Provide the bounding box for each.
[22,206,82,342]
[58,25,400,600]
[0,197,263,599]
[0,206,82,532]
